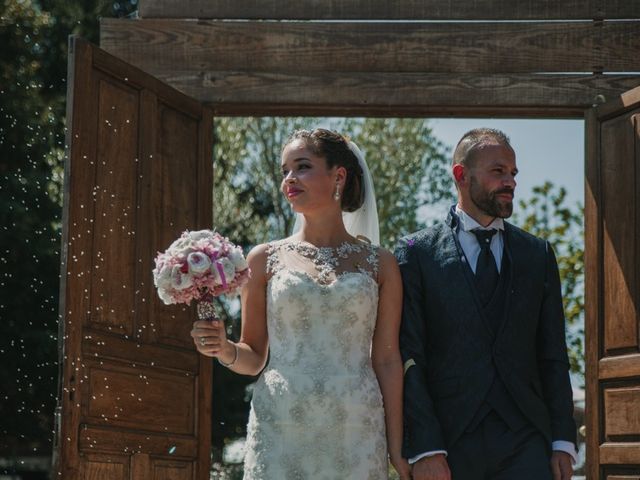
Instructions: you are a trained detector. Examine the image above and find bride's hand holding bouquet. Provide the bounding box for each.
[152,229,250,363]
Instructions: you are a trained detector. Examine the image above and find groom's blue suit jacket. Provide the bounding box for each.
[395,209,577,458]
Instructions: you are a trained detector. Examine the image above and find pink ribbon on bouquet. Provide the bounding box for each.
[214,261,228,289]
[209,250,228,290]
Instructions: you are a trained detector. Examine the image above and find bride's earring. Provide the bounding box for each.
[334,183,341,201]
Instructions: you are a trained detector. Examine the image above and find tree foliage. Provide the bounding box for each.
[343,118,454,248]
[513,181,585,380]
[213,117,454,250]
[0,0,135,464]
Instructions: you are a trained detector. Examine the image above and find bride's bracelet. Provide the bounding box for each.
[217,342,238,368]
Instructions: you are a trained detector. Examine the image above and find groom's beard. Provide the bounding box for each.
[469,176,514,218]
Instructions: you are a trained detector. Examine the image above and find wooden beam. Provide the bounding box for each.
[595,83,640,119]
[139,0,640,20]
[91,36,203,117]
[87,45,640,114]
[100,19,640,75]
[212,105,588,118]
[584,105,601,480]
[156,71,640,108]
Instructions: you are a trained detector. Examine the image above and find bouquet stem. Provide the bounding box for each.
[196,297,222,321]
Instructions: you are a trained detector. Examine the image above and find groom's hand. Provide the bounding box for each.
[412,454,451,480]
[550,451,573,480]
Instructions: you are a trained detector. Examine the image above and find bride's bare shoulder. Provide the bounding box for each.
[376,247,401,281]
[246,239,291,278]
[245,243,270,275]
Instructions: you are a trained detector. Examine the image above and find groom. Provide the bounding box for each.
[396,128,577,480]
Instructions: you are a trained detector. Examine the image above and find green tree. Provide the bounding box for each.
[0,0,135,468]
[345,117,454,248]
[513,181,585,380]
[213,117,454,249]
[213,117,322,244]
[1,0,70,459]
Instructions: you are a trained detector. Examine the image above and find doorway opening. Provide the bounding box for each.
[209,116,586,479]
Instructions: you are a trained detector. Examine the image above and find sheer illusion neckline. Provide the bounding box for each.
[266,239,379,286]
[289,239,367,250]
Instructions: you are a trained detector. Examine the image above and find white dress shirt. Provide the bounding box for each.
[408,206,577,464]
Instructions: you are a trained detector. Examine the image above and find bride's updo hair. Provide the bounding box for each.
[284,128,365,212]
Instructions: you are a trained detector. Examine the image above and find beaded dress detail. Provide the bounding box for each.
[243,239,387,479]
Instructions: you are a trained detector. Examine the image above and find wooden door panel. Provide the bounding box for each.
[601,112,639,352]
[82,328,199,371]
[150,103,200,349]
[604,386,640,438]
[152,459,194,480]
[600,444,640,465]
[84,360,196,435]
[79,426,198,457]
[89,74,141,335]
[586,85,640,478]
[79,453,130,480]
[54,37,213,480]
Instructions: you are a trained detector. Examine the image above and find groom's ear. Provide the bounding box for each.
[453,164,465,184]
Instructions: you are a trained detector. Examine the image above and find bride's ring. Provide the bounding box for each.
[199,337,206,346]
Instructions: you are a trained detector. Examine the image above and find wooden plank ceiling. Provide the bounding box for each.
[100,0,640,116]
[139,0,640,21]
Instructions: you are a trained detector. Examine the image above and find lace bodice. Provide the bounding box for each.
[264,240,380,374]
[242,239,387,479]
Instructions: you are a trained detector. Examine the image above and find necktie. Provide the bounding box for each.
[471,229,499,304]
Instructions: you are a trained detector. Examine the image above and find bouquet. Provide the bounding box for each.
[152,230,250,320]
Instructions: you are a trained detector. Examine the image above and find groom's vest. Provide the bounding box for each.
[463,250,529,433]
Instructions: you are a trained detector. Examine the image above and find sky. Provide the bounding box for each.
[428,118,585,217]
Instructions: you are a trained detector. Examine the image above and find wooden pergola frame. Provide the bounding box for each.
[100,1,640,118]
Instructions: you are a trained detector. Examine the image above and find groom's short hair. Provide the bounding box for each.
[453,128,512,167]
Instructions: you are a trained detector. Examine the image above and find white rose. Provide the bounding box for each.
[157,288,175,305]
[169,237,190,251]
[219,257,236,281]
[188,230,213,242]
[170,264,193,290]
[154,265,173,290]
[228,247,248,271]
[187,251,211,274]
[180,244,198,256]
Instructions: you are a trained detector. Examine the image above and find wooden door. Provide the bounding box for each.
[586,85,640,479]
[52,37,213,480]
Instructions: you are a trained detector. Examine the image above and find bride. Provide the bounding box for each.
[191,128,410,479]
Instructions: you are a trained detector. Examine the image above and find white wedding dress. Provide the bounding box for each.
[242,239,388,479]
